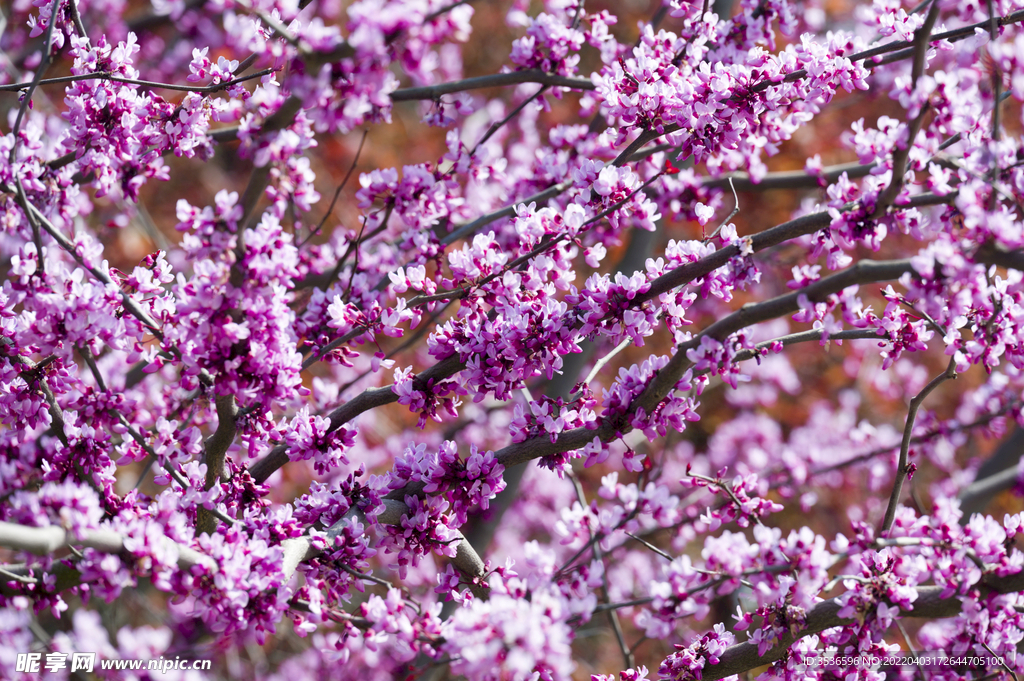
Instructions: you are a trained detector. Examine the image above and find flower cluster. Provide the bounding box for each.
[388,441,506,526]
[657,623,735,681]
[442,570,576,681]
[62,34,175,199]
[283,407,356,475]
[686,333,753,388]
[510,385,598,444]
[509,12,585,78]
[591,20,868,175]
[681,468,783,529]
[570,270,657,344]
[392,365,465,428]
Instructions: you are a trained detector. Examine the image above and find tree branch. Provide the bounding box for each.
[0,520,216,573]
[0,68,276,94]
[196,394,238,536]
[249,353,464,483]
[880,357,958,534]
[278,498,486,588]
[700,568,1024,681]
[441,181,572,245]
[701,161,876,191]
[959,465,1022,515]
[390,69,594,101]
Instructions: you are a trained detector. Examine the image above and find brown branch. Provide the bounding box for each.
[700,569,1024,681]
[873,104,930,218]
[249,353,464,483]
[0,68,277,94]
[278,498,486,589]
[0,519,217,593]
[873,1,938,218]
[390,70,594,101]
[442,181,572,245]
[300,130,368,248]
[8,0,60,164]
[196,394,238,536]
[702,161,876,191]
[569,474,634,669]
[913,0,942,83]
[638,192,950,308]
[7,351,69,448]
[66,0,88,44]
[232,94,306,231]
[880,357,958,534]
[730,328,884,364]
[4,192,164,337]
[409,172,665,308]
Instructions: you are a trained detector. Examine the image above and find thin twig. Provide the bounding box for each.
[569,475,635,670]
[981,641,1018,681]
[300,130,368,248]
[0,68,277,94]
[583,337,633,387]
[591,598,655,614]
[880,358,957,534]
[390,70,594,101]
[470,84,549,156]
[8,0,60,164]
[687,471,764,526]
[624,532,673,561]
[0,566,39,585]
[409,172,665,307]
[442,181,571,245]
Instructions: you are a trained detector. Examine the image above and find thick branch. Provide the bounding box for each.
[701,568,1024,681]
[492,258,919,470]
[638,193,950,308]
[250,353,464,483]
[487,232,1024,475]
[975,242,1024,271]
[196,394,238,536]
[959,466,1021,512]
[0,521,216,573]
[279,498,485,587]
